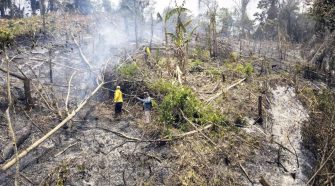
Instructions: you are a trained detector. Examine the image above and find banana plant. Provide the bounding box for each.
[164,4,197,75]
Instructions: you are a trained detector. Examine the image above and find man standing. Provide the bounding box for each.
[137,92,152,124]
[114,86,123,118]
[144,46,151,63]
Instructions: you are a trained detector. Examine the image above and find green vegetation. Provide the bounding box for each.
[302,90,335,185]
[192,47,211,61]
[165,4,197,73]
[244,63,254,76]
[225,62,254,76]
[0,29,13,49]
[230,52,238,62]
[150,80,226,129]
[189,59,204,73]
[118,63,139,77]
[205,67,222,80]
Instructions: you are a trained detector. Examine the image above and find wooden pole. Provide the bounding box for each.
[49,49,53,83]
[258,95,263,124]
[1,82,105,171]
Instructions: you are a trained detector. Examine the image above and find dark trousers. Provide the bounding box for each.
[115,102,123,117]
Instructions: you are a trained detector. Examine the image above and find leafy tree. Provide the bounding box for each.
[217,8,233,36]
[311,0,335,33]
[254,0,279,39]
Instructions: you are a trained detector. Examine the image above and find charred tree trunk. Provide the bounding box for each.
[0,1,5,18]
[30,0,37,15]
[9,0,14,18]
[23,78,33,109]
[40,0,46,41]
[49,49,53,83]
[49,0,56,12]
[210,13,218,58]
[258,95,263,124]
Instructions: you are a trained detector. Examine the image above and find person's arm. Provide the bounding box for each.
[136,97,144,102]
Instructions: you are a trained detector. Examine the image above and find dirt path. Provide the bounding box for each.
[269,86,310,185]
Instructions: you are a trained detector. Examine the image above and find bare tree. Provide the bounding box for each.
[203,0,219,58]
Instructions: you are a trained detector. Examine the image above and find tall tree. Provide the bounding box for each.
[30,0,37,15]
[120,0,150,48]
[203,0,219,57]
[255,0,279,39]
[240,0,250,37]
[49,0,56,12]
[103,0,112,13]
[312,0,335,33]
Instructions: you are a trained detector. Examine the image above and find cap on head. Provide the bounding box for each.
[116,86,120,89]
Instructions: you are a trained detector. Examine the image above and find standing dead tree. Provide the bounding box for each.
[3,52,20,185]
[203,0,219,58]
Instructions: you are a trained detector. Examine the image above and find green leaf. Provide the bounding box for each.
[185,26,198,43]
[167,32,177,40]
[164,7,189,22]
[184,20,192,27]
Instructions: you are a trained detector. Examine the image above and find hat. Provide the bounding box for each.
[116,86,120,89]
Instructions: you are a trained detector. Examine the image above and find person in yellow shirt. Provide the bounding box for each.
[144,46,151,63]
[114,86,123,118]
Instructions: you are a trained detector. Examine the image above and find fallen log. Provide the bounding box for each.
[1,82,105,171]
[206,78,246,104]
[259,176,271,186]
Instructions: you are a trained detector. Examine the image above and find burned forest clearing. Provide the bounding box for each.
[1,0,335,185]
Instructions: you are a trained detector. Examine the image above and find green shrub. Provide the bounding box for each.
[234,63,254,76]
[193,47,210,61]
[118,63,139,77]
[206,67,221,79]
[235,64,245,74]
[151,80,226,128]
[149,79,176,95]
[230,52,238,62]
[0,29,13,49]
[192,59,203,67]
[190,59,204,73]
[244,63,254,76]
